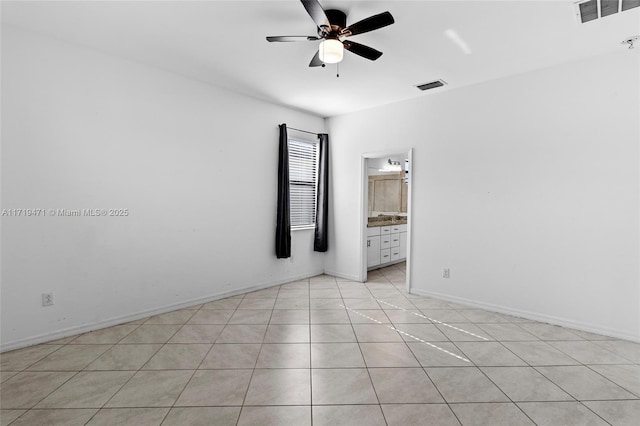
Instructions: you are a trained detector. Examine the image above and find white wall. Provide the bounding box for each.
[1,27,326,350]
[327,50,640,341]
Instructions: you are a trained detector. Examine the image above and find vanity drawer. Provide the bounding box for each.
[380,235,391,249]
[380,248,391,263]
[392,224,407,233]
[390,233,400,248]
[390,248,401,261]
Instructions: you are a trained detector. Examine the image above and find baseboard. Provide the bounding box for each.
[0,269,323,353]
[323,270,362,282]
[367,259,406,271]
[410,288,640,343]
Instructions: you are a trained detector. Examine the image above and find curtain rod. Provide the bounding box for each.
[287,126,320,136]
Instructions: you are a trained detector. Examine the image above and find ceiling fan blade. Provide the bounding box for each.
[309,50,323,67]
[301,0,330,29]
[342,40,383,61]
[266,36,320,42]
[341,11,394,37]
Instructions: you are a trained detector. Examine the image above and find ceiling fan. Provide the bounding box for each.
[266,0,395,67]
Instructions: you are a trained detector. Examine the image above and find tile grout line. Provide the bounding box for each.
[162,300,246,425]
[342,297,467,423]
[352,274,387,425]
[94,299,242,422]
[3,264,638,425]
[368,268,462,425]
[227,287,276,424]
[343,305,471,363]
[376,298,490,341]
[363,271,534,424]
[4,324,146,421]
[376,269,426,426]
[90,308,201,425]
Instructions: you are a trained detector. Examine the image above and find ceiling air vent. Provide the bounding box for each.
[575,0,639,23]
[416,80,447,91]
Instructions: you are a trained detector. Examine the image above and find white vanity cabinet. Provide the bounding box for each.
[367,223,407,269]
[366,227,381,267]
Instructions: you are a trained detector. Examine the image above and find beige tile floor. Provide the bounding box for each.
[1,262,639,425]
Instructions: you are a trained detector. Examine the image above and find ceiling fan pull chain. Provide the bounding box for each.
[336,62,340,78]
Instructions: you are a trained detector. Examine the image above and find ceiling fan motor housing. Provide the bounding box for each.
[322,9,347,37]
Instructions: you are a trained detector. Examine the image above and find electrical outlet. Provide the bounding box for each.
[42,292,54,306]
[443,268,450,279]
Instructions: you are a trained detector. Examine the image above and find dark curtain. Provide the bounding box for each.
[275,124,291,258]
[314,133,329,252]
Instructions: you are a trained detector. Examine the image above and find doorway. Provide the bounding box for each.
[360,149,412,293]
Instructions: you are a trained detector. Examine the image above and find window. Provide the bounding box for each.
[288,138,319,228]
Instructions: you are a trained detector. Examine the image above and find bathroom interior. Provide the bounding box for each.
[365,154,409,274]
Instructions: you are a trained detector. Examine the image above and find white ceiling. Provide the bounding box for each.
[2,1,638,118]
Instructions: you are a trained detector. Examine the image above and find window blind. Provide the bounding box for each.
[288,138,318,227]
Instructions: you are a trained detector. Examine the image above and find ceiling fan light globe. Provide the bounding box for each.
[319,39,343,63]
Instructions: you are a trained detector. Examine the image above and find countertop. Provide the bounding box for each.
[367,218,407,227]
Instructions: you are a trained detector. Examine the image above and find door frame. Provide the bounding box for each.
[360,148,413,294]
